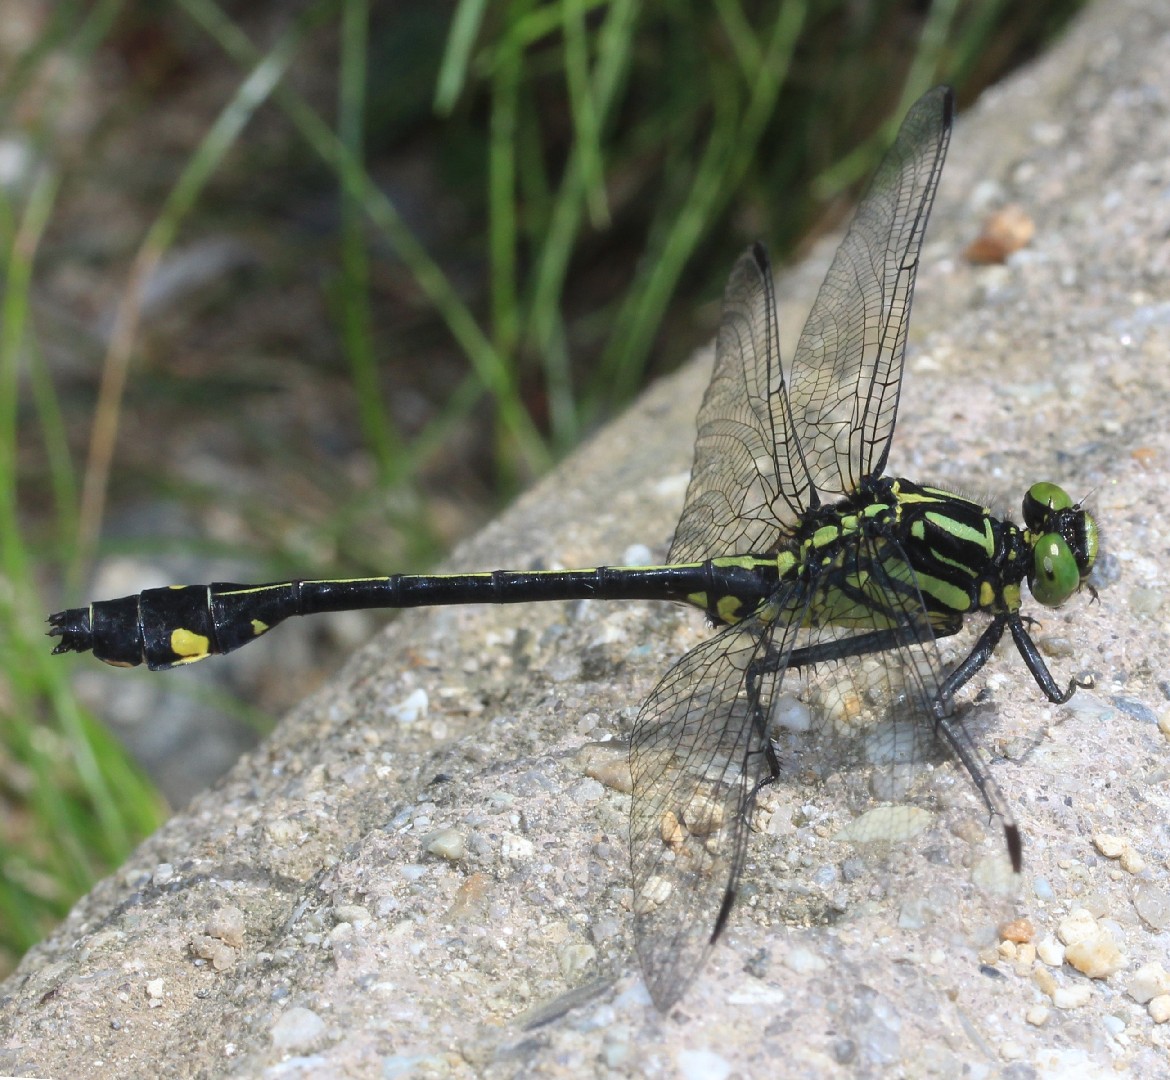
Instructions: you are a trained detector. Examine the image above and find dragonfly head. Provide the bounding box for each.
[1022,482,1098,607]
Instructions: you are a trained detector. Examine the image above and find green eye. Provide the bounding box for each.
[1029,533,1080,606]
[1023,482,1072,531]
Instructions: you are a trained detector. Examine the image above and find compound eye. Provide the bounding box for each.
[1029,533,1080,606]
[1023,482,1072,531]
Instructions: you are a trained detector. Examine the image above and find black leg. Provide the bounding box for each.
[1008,614,1091,703]
[937,615,1008,703]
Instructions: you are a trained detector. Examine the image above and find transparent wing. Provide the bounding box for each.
[629,611,792,1010]
[788,86,952,498]
[668,245,809,563]
[632,518,1018,1008]
[668,87,952,563]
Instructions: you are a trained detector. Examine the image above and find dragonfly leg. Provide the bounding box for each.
[1007,613,1092,702]
[933,710,1023,872]
[786,628,908,671]
[937,615,1008,703]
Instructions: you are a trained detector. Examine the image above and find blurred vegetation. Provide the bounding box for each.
[0,0,1086,973]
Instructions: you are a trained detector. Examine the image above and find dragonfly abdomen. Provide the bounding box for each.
[47,561,786,670]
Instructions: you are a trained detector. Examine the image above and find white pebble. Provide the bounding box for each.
[424,828,466,861]
[678,1049,732,1080]
[833,804,932,844]
[782,945,827,975]
[206,905,246,948]
[1057,908,1098,946]
[1052,984,1092,1010]
[1036,936,1065,967]
[1064,931,1125,979]
[388,688,428,724]
[1025,1005,1050,1026]
[1149,995,1170,1024]
[501,834,535,861]
[1130,962,1170,1004]
[1093,833,1127,859]
[271,1006,327,1051]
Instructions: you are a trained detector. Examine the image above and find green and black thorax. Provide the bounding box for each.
[706,476,1097,639]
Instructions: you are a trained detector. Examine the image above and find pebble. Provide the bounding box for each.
[834,805,932,845]
[1093,833,1145,873]
[1064,931,1125,979]
[677,1048,732,1080]
[1051,984,1092,1010]
[579,744,633,793]
[424,828,466,861]
[970,854,1016,894]
[556,940,597,982]
[783,945,828,975]
[206,905,246,948]
[1133,883,1170,931]
[191,935,235,971]
[387,688,428,724]
[1057,908,1098,946]
[1093,834,1128,859]
[1036,936,1065,966]
[1158,708,1170,739]
[1000,917,1035,943]
[1149,995,1170,1024]
[1128,962,1170,1004]
[271,1006,327,1051]
[500,834,535,861]
[332,904,372,927]
[1025,1005,1050,1026]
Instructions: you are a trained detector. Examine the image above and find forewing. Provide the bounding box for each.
[629,612,793,1009]
[787,86,952,499]
[668,244,809,564]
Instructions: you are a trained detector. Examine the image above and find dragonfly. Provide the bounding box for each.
[48,86,1097,1010]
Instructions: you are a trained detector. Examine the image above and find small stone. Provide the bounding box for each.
[1033,967,1058,998]
[1000,917,1035,943]
[1158,708,1170,739]
[1065,931,1125,979]
[332,904,372,927]
[579,744,633,793]
[387,687,428,724]
[1052,984,1092,1010]
[271,1006,327,1051]
[1093,834,1127,859]
[500,834,535,861]
[206,905,246,948]
[833,805,932,845]
[556,940,597,982]
[783,945,827,975]
[1149,995,1170,1024]
[970,853,1017,894]
[1025,1005,1050,1026]
[1057,908,1098,946]
[1120,847,1146,874]
[190,935,236,971]
[424,827,466,861]
[145,978,164,1000]
[678,1049,732,1080]
[1128,962,1170,1004]
[1036,936,1066,967]
[1134,883,1170,931]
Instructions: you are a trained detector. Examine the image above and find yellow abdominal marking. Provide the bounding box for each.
[170,628,211,662]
